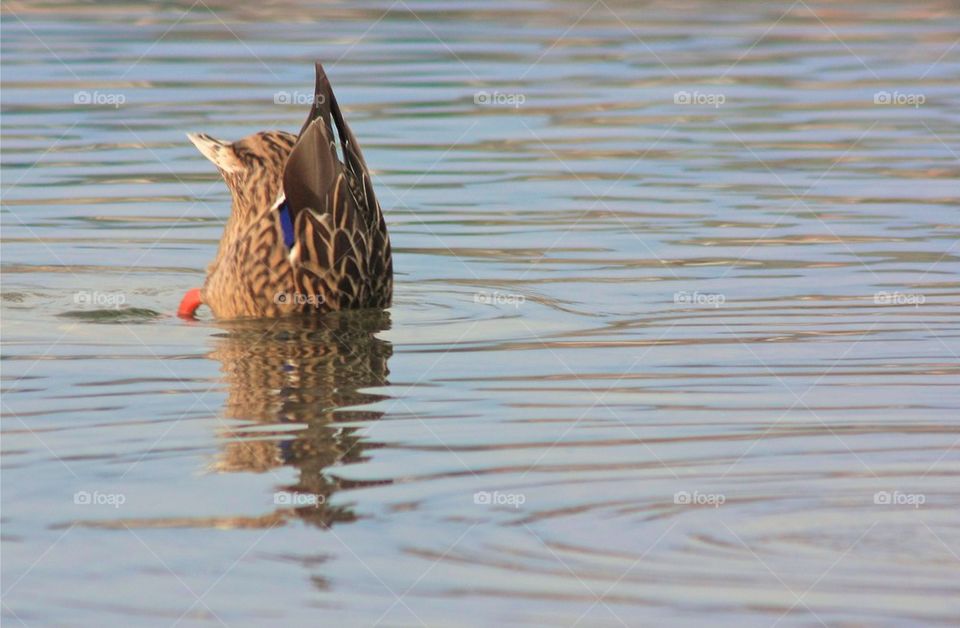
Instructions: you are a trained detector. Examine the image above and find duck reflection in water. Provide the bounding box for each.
[210,309,392,528]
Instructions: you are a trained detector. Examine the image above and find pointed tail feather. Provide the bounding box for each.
[283,62,373,219]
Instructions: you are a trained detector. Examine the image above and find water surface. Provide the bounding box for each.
[2,1,959,625]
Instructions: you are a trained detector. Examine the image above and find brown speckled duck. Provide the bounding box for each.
[178,62,392,319]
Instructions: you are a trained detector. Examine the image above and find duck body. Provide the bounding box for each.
[183,63,392,319]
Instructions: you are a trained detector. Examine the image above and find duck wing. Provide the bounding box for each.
[280,62,392,310]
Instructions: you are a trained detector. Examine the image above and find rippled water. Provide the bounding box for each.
[3,1,959,625]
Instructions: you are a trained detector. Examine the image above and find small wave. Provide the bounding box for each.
[58,307,164,323]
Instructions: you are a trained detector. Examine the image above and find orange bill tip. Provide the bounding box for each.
[177,288,203,319]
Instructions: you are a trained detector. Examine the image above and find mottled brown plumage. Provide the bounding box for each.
[186,63,392,319]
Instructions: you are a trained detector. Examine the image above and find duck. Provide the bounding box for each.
[178,62,392,319]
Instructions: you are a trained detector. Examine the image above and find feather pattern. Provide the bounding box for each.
[189,63,392,319]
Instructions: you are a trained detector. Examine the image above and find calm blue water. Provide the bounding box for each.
[2,1,959,625]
